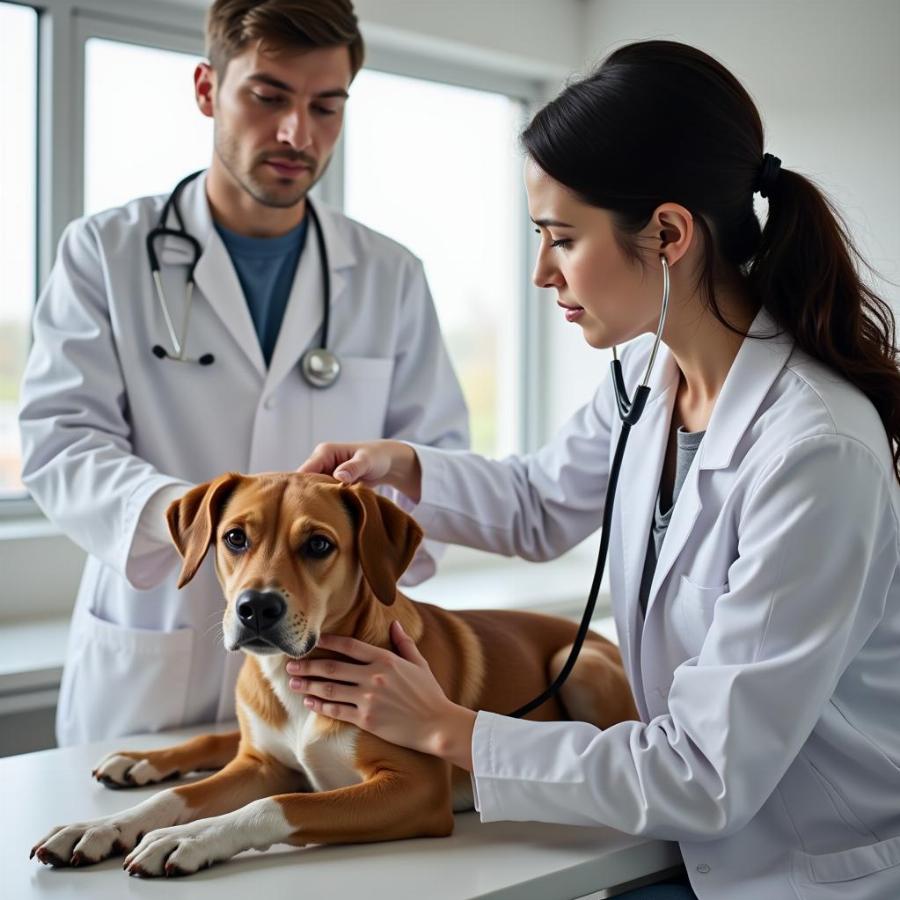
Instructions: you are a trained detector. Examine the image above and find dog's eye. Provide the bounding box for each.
[304,535,334,559]
[223,528,249,551]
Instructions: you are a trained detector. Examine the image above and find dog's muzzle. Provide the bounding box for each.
[229,589,316,657]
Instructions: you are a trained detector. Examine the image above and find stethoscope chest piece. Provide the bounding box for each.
[301,347,341,389]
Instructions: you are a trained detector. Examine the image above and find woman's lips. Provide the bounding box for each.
[557,300,585,322]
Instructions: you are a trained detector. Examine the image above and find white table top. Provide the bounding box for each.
[4,723,682,899]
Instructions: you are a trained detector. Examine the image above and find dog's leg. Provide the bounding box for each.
[93,729,241,788]
[550,639,639,727]
[32,752,304,869]
[123,745,454,877]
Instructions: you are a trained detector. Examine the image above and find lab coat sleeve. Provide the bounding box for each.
[407,372,617,561]
[468,435,897,840]
[381,257,471,585]
[18,219,191,589]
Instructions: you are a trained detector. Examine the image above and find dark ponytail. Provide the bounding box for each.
[522,40,900,481]
[750,168,900,478]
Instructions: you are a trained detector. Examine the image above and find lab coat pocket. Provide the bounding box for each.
[311,356,395,444]
[70,608,194,741]
[671,574,727,650]
[792,833,900,893]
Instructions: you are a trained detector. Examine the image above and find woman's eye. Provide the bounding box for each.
[223,528,248,551]
[551,238,572,250]
[304,535,334,559]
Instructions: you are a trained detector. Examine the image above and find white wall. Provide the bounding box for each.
[542,0,900,434]
[168,0,583,80]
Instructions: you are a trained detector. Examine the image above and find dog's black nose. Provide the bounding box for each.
[236,590,286,632]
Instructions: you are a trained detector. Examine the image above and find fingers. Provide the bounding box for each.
[297,442,353,476]
[289,676,358,706]
[332,448,375,485]
[302,696,358,724]
[390,620,427,666]
[313,633,385,662]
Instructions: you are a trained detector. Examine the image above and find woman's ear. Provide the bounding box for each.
[166,473,243,588]
[651,203,695,268]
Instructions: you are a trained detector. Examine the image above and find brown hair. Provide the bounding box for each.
[522,40,900,482]
[206,0,364,81]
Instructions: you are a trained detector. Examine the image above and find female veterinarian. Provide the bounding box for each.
[291,41,900,900]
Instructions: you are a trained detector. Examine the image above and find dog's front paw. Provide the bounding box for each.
[124,821,235,877]
[92,751,179,788]
[30,818,142,868]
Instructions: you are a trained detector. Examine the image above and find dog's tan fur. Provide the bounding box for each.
[33,472,637,875]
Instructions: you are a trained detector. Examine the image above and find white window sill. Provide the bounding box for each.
[0,549,614,715]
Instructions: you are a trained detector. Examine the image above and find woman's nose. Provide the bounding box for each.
[532,252,564,290]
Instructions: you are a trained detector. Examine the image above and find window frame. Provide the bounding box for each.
[2,0,554,530]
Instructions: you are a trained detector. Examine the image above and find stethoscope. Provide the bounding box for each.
[145,169,342,388]
[510,255,671,718]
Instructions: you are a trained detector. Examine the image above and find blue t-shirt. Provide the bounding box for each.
[215,217,309,366]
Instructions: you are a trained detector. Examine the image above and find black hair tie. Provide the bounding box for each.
[756,152,782,198]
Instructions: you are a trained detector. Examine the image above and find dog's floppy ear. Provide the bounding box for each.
[341,484,423,606]
[166,473,243,588]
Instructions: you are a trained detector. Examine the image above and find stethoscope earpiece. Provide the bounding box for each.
[147,171,337,386]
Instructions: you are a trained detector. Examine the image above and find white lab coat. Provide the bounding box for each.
[19,172,469,747]
[410,308,900,899]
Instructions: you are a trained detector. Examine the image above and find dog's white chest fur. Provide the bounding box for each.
[243,657,363,793]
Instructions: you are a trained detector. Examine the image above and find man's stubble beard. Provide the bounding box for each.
[213,122,329,209]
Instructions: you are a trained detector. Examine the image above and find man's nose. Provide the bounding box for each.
[236,590,286,633]
[277,108,312,149]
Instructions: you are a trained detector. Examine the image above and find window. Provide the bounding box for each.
[343,69,526,457]
[0,2,38,498]
[84,38,212,215]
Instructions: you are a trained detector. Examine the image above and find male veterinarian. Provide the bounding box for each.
[18,0,468,745]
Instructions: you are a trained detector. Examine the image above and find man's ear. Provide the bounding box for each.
[194,61,215,118]
[166,473,243,588]
[340,485,423,606]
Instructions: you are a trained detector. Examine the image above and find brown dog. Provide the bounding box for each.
[31,472,637,876]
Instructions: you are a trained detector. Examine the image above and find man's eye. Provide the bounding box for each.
[304,535,334,559]
[253,92,283,105]
[312,105,338,116]
[223,528,249,551]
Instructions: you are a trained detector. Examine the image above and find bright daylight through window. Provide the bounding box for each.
[344,70,525,458]
[0,2,37,497]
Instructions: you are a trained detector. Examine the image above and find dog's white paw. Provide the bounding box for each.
[30,790,186,868]
[30,816,144,867]
[92,752,176,788]
[124,820,235,877]
[123,798,293,878]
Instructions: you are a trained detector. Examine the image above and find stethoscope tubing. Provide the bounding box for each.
[146,170,336,381]
[509,257,670,718]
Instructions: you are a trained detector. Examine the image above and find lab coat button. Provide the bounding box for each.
[263,396,276,410]
[696,863,711,874]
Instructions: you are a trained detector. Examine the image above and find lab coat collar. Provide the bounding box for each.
[639,306,794,643]
[157,171,357,383]
[263,201,356,393]
[698,306,793,471]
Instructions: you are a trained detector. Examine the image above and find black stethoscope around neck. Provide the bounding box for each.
[145,169,342,388]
